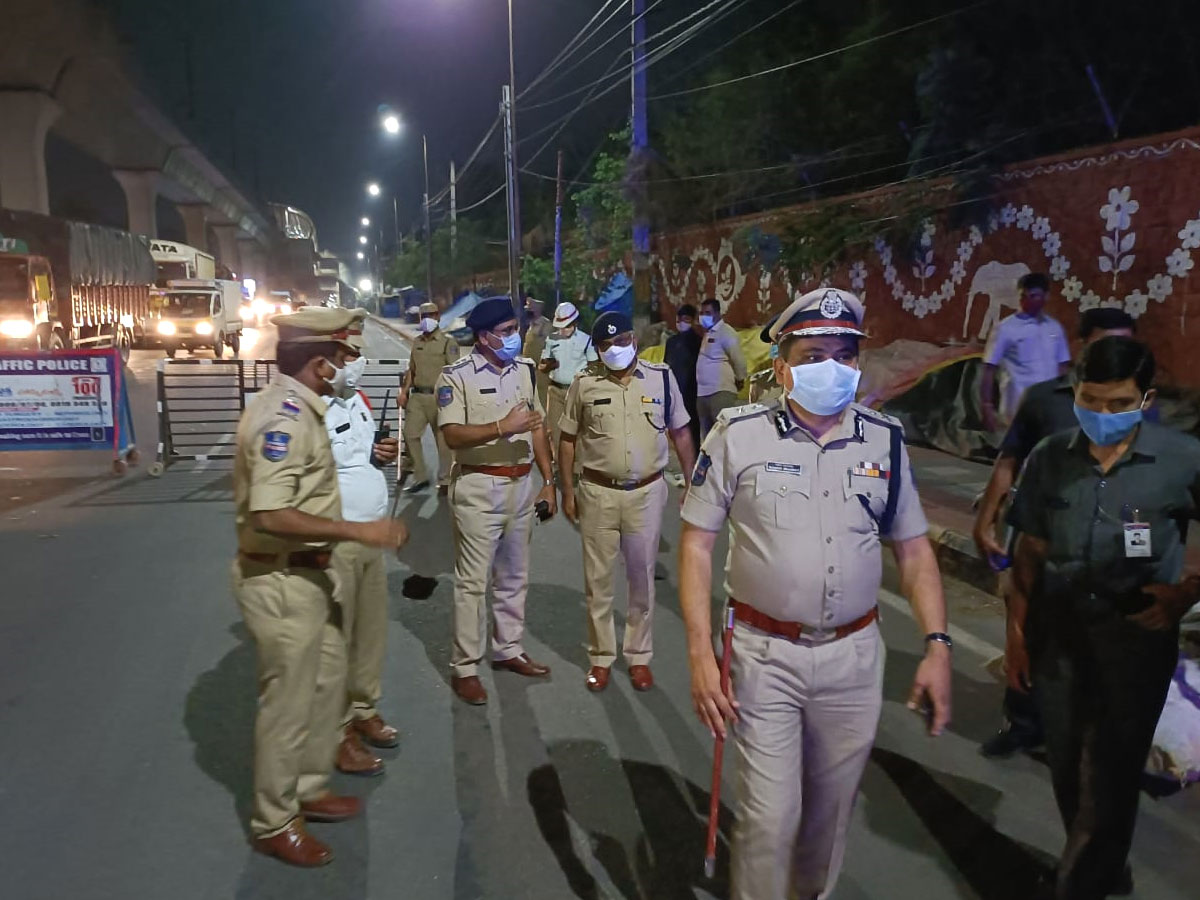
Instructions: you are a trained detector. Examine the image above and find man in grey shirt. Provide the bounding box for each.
[1008,336,1200,899]
[695,297,747,438]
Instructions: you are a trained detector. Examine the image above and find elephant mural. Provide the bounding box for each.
[961,260,1031,341]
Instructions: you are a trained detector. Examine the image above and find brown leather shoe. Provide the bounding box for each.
[452,675,488,705]
[491,653,551,677]
[252,820,333,867]
[629,665,654,692]
[300,791,362,823]
[336,728,384,777]
[585,666,610,692]
[352,715,400,749]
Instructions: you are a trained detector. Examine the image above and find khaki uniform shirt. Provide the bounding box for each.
[409,329,459,390]
[523,317,552,362]
[435,350,543,467]
[559,360,689,481]
[696,320,748,397]
[234,374,342,554]
[681,399,928,627]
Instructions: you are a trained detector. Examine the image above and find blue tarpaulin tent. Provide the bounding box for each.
[593,272,632,318]
[441,290,485,326]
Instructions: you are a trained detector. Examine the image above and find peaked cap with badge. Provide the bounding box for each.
[766,288,866,343]
[271,306,361,352]
[591,311,633,345]
[465,296,519,333]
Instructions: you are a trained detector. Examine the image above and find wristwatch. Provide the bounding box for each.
[924,632,954,651]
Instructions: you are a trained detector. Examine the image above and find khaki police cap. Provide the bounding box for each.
[767,288,866,342]
[345,307,369,351]
[272,306,359,352]
[418,302,439,315]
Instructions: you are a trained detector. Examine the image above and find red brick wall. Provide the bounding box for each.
[651,126,1200,387]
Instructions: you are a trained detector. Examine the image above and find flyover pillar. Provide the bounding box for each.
[112,169,160,237]
[176,204,209,251]
[212,225,241,277]
[0,91,61,215]
[237,238,267,283]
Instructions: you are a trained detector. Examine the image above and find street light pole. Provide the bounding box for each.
[504,0,522,318]
[423,133,434,305]
[392,195,400,256]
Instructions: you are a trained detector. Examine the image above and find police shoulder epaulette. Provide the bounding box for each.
[639,358,668,370]
[716,403,769,426]
[445,356,472,372]
[852,403,902,430]
[515,355,535,366]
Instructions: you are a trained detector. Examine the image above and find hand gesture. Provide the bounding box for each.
[535,483,558,520]
[372,436,399,465]
[689,648,739,740]
[562,491,578,524]
[907,644,952,736]
[498,403,543,437]
[356,517,409,551]
[1128,583,1193,631]
[972,520,1007,569]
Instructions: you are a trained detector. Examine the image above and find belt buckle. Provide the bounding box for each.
[617,478,637,490]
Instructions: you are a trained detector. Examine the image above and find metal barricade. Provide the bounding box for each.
[150,358,405,476]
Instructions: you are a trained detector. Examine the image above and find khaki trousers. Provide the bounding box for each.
[232,560,346,838]
[331,539,388,725]
[449,471,536,677]
[547,383,569,459]
[404,391,452,486]
[577,477,667,668]
[731,619,885,900]
[698,390,740,440]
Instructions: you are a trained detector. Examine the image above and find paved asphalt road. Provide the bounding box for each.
[1,320,1197,899]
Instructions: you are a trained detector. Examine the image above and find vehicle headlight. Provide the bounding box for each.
[195,321,214,335]
[240,305,254,320]
[252,298,269,315]
[0,319,35,339]
[280,303,292,315]
[157,320,177,336]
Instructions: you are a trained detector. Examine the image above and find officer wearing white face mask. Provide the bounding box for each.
[679,288,952,900]
[401,301,458,495]
[323,312,403,778]
[558,311,695,693]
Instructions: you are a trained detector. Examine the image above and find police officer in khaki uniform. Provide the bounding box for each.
[522,296,552,409]
[402,301,458,495]
[232,307,408,867]
[679,289,952,900]
[558,311,696,692]
[436,296,558,705]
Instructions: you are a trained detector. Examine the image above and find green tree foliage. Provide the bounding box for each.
[386,217,503,298]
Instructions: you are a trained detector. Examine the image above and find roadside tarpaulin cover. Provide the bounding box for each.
[71,223,155,285]
[442,291,485,327]
[593,272,632,317]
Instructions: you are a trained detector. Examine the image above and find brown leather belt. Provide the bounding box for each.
[730,599,878,642]
[410,386,435,394]
[240,550,332,570]
[582,468,663,491]
[461,463,533,478]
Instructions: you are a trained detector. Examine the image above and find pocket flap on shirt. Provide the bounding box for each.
[755,468,810,499]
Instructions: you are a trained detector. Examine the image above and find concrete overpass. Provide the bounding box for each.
[0,0,273,280]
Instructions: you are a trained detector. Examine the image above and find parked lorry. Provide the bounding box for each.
[144,279,243,358]
[0,209,154,358]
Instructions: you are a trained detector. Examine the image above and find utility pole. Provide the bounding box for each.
[630,0,652,327]
[501,85,521,317]
[450,160,458,273]
[392,195,400,256]
[505,0,522,319]
[423,134,434,304]
[553,149,565,307]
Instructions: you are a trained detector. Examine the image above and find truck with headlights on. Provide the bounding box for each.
[0,209,154,359]
[145,279,243,357]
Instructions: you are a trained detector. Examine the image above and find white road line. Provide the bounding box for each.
[878,588,1002,660]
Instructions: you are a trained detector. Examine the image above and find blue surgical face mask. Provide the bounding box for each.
[1073,401,1144,446]
[490,331,523,361]
[699,314,716,329]
[768,344,779,360]
[786,358,861,416]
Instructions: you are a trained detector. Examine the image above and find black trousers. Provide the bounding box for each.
[1032,613,1178,900]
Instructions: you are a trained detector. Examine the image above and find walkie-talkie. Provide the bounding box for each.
[373,390,392,469]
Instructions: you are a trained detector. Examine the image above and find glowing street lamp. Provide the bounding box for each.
[382,113,401,135]
[366,182,381,198]
[358,277,373,293]
[356,251,365,260]
[358,235,368,245]
[361,216,370,227]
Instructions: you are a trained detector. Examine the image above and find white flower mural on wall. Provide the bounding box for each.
[1179,219,1200,250]
[1062,276,1083,302]
[1167,247,1194,278]
[1101,186,1139,230]
[1097,185,1137,288]
[849,260,867,291]
[1032,217,1051,240]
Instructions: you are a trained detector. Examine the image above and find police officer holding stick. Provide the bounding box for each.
[679,289,952,900]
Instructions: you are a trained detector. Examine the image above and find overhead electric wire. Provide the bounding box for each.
[456,183,507,214]
[519,0,630,99]
[649,1,994,100]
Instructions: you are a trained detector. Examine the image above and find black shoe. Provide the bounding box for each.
[979,725,1040,759]
[403,480,430,494]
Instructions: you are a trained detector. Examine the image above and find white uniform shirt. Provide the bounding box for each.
[323,391,388,522]
[984,313,1070,420]
[541,328,598,386]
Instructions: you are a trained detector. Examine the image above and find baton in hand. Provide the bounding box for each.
[704,603,736,879]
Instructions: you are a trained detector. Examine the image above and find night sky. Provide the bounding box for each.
[89,0,633,260]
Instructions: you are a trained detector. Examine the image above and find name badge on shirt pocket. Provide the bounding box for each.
[592,398,612,406]
[480,388,497,395]
[764,461,804,475]
[1124,523,1152,558]
[335,422,351,434]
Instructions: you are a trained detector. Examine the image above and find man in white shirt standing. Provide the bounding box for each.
[695,297,748,439]
[980,272,1071,432]
[540,301,598,460]
[323,316,402,777]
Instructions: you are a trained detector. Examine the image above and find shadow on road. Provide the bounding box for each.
[867,747,1055,900]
